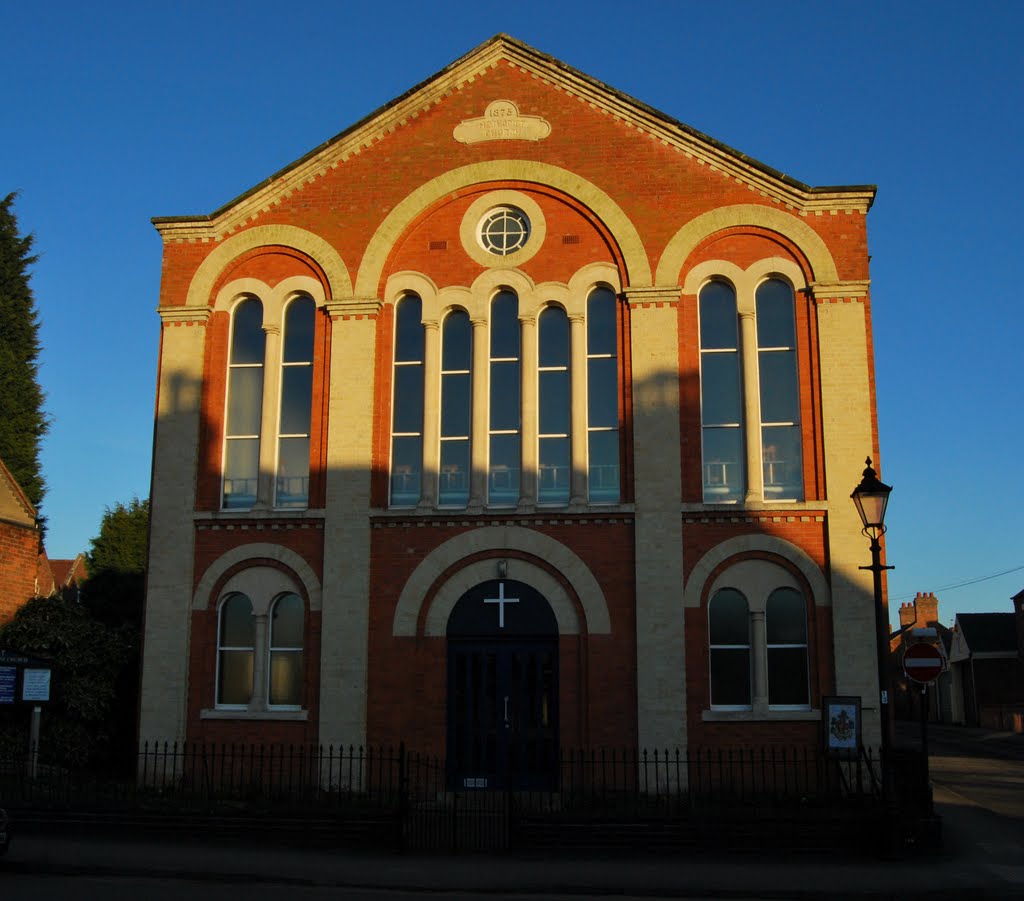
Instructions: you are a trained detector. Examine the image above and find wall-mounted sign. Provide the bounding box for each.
[0,666,15,704]
[823,695,861,757]
[0,649,54,705]
[22,668,52,703]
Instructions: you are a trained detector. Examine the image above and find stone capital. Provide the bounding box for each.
[809,280,871,301]
[623,285,680,307]
[157,305,211,325]
[324,297,382,318]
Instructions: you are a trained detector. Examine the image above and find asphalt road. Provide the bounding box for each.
[897,721,1024,890]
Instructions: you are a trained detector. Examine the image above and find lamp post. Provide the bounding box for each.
[851,456,897,851]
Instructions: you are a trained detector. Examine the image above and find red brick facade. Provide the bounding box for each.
[141,36,884,772]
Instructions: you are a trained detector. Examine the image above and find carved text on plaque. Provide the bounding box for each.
[453,100,552,144]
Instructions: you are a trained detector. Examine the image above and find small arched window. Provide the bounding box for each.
[709,588,751,708]
[766,587,809,707]
[390,294,424,506]
[224,298,265,509]
[217,593,255,706]
[700,282,743,502]
[489,291,520,506]
[586,287,619,503]
[276,296,315,508]
[538,305,570,505]
[269,593,304,707]
[756,280,803,501]
[440,310,472,507]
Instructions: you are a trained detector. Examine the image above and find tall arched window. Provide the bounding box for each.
[390,294,424,506]
[538,305,570,505]
[765,587,809,707]
[276,296,315,508]
[489,291,520,506]
[709,588,751,708]
[700,282,743,502]
[217,593,255,706]
[223,298,265,509]
[586,287,619,503]
[269,593,304,707]
[440,310,472,507]
[756,279,803,501]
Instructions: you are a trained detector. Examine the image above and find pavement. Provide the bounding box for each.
[1,726,1022,899]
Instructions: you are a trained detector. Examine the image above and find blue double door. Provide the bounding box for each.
[446,580,559,791]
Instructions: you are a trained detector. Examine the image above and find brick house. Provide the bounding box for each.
[0,457,44,625]
[140,35,887,786]
[889,591,953,723]
[948,597,1024,730]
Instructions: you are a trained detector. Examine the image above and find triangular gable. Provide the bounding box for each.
[153,34,875,244]
[0,457,37,530]
[50,553,88,588]
[35,546,56,598]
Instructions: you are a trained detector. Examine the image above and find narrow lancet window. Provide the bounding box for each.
[276,296,315,508]
[223,298,265,509]
[488,291,520,506]
[538,305,570,505]
[440,310,472,507]
[700,282,744,502]
[586,287,619,503]
[756,279,803,501]
[390,295,424,506]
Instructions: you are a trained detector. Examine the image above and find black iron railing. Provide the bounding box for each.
[0,741,925,853]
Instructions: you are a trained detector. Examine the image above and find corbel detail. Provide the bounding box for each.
[624,285,681,309]
[158,305,212,325]
[324,297,383,319]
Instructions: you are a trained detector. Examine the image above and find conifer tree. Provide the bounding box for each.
[0,192,48,511]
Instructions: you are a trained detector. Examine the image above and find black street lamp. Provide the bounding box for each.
[851,456,897,850]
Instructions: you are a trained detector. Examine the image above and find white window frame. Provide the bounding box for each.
[215,277,325,513]
[703,559,814,721]
[686,260,808,506]
[384,262,623,512]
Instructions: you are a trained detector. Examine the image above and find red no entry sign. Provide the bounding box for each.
[903,643,944,684]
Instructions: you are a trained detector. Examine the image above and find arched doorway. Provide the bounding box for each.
[447,579,558,790]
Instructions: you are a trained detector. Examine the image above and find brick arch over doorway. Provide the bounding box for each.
[392,525,611,637]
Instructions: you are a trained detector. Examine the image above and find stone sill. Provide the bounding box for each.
[702,708,820,723]
[200,708,309,721]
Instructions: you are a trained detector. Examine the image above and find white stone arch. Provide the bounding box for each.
[656,204,838,287]
[684,259,807,315]
[470,268,538,320]
[355,161,651,297]
[192,542,323,612]
[567,262,623,318]
[682,534,830,609]
[392,525,611,636]
[185,224,353,308]
[424,558,580,637]
[217,567,303,617]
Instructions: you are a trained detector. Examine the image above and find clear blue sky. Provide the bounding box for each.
[3,1,1021,625]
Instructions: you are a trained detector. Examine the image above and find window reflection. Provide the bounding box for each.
[390,295,424,506]
[756,280,803,501]
[224,298,264,509]
[440,310,471,506]
[700,282,743,502]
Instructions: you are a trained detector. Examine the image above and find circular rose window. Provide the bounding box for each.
[478,207,531,256]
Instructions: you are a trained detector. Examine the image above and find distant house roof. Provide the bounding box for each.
[953,613,1018,656]
[35,546,55,598]
[50,554,88,588]
[0,457,37,530]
